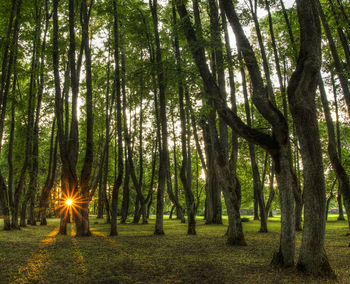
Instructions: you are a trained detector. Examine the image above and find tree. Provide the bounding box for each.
[288,0,334,276]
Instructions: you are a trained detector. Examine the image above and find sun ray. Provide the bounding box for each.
[56,188,89,222]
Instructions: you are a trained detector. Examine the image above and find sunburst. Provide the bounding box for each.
[56,189,88,222]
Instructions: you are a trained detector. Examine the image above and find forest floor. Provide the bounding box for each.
[0,215,349,283]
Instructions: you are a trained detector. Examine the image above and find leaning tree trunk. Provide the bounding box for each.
[177,0,296,263]
[331,72,346,221]
[319,77,350,230]
[266,0,303,231]
[241,56,267,232]
[288,0,334,277]
[316,0,350,117]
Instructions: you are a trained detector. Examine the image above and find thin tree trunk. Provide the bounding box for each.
[331,72,346,221]
[15,6,37,228]
[315,0,350,117]
[248,0,275,103]
[110,0,123,236]
[39,119,58,225]
[120,49,130,224]
[241,54,267,232]
[171,118,185,223]
[326,179,336,221]
[0,0,16,104]
[319,76,350,230]
[151,0,167,235]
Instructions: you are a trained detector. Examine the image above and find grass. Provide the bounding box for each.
[0,215,349,283]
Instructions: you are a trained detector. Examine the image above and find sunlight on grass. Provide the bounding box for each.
[10,227,58,283]
[70,225,89,281]
[1,216,349,283]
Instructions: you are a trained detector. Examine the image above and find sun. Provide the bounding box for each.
[56,189,88,222]
[66,198,74,206]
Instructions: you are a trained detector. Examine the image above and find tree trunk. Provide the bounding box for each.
[75,0,94,237]
[120,49,130,224]
[39,121,58,225]
[0,0,22,146]
[0,0,16,104]
[319,76,350,229]
[151,0,167,235]
[331,72,346,221]
[315,0,350,117]
[326,179,336,221]
[170,119,185,223]
[177,0,297,261]
[110,0,124,236]
[241,55,267,232]
[14,7,37,228]
[288,0,334,276]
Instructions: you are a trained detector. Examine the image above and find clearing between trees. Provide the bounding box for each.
[1,216,349,283]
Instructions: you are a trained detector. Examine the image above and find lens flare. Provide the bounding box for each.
[56,189,88,221]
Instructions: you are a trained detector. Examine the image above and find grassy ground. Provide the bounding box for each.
[0,215,349,283]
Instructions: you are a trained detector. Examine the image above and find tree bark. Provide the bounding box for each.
[288,0,334,276]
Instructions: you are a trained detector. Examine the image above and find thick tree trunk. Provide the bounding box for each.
[271,146,296,267]
[288,1,334,277]
[202,125,221,224]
